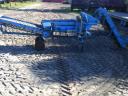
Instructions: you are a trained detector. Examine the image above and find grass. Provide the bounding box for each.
[0,1,40,9]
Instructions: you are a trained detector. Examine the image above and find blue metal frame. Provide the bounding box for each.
[41,13,99,43]
[0,16,43,34]
[0,8,126,49]
[95,8,128,48]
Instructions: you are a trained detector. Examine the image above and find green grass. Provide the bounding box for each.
[0,1,40,9]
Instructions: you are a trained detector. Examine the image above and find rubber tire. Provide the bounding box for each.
[35,36,45,51]
[76,16,81,22]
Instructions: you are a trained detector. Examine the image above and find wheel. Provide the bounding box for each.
[76,16,81,22]
[35,36,45,51]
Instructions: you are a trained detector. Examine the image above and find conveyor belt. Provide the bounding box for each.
[0,16,43,34]
[96,8,128,48]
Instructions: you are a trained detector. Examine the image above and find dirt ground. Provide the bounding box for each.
[0,2,128,96]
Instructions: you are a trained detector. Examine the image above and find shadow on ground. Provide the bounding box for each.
[0,35,128,84]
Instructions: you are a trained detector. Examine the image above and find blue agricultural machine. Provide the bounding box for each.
[0,8,127,51]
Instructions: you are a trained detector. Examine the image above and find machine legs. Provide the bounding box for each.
[35,36,45,51]
[78,43,84,52]
[0,24,5,34]
[78,34,85,52]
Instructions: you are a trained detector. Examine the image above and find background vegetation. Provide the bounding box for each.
[0,0,39,9]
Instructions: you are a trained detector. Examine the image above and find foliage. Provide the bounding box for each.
[0,1,40,8]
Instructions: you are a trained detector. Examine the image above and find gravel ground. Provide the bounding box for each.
[0,2,128,96]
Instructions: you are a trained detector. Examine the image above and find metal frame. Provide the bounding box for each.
[0,8,127,50]
[95,8,128,48]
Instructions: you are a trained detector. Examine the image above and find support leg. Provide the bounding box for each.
[0,24,3,34]
[78,35,85,52]
[0,24,6,34]
[0,24,7,33]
